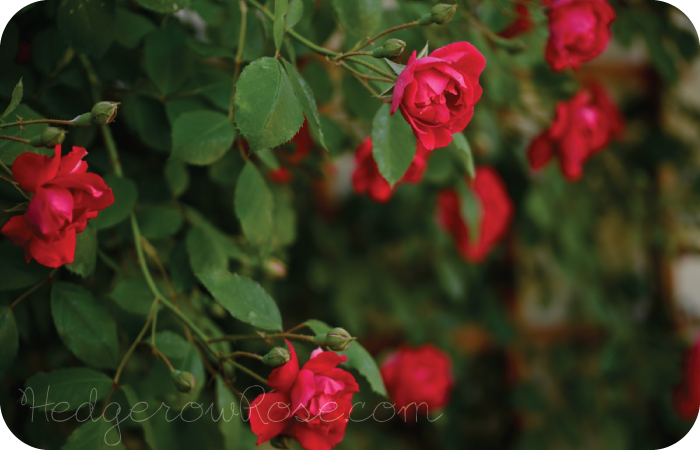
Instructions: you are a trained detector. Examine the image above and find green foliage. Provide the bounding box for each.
[1,78,22,120]
[233,57,304,153]
[172,111,237,165]
[90,176,138,230]
[57,0,115,57]
[332,0,383,38]
[67,224,97,278]
[371,103,417,186]
[282,59,327,150]
[25,368,114,411]
[198,271,283,331]
[235,161,274,249]
[62,418,125,450]
[0,307,18,380]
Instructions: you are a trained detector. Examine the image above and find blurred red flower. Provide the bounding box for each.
[380,344,455,421]
[437,167,514,263]
[673,335,700,420]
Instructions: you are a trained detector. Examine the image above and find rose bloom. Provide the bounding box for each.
[436,167,514,263]
[380,344,454,421]
[545,0,616,71]
[1,146,114,268]
[249,341,360,450]
[527,84,624,181]
[499,2,534,39]
[269,120,313,184]
[351,136,430,203]
[674,335,700,420]
[391,42,485,151]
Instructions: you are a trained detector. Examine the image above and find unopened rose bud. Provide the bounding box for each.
[171,370,196,393]
[262,347,291,367]
[73,112,94,126]
[91,101,119,126]
[30,127,66,148]
[371,39,406,59]
[263,258,287,279]
[431,3,458,25]
[312,327,356,352]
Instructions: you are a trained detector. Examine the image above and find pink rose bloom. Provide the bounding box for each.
[391,42,485,151]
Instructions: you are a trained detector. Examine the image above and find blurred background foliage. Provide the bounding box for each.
[1,0,700,449]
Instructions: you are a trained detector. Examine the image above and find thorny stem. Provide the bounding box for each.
[230,360,269,386]
[349,20,421,53]
[284,322,310,334]
[0,118,82,130]
[9,268,59,310]
[245,0,397,81]
[230,0,248,122]
[0,135,30,144]
[226,351,264,361]
[333,51,373,61]
[338,61,395,83]
[0,174,31,200]
[208,333,316,344]
[0,160,12,176]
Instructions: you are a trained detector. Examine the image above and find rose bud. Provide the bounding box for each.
[171,370,196,393]
[431,3,458,25]
[29,127,66,148]
[262,347,291,367]
[263,258,287,279]
[90,101,119,126]
[314,327,356,351]
[371,38,406,59]
[72,112,94,126]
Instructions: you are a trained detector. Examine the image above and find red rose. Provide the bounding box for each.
[436,167,514,263]
[498,2,534,39]
[527,84,624,181]
[249,341,360,450]
[674,335,700,420]
[0,146,114,268]
[391,42,485,151]
[545,0,616,72]
[380,344,454,421]
[351,137,430,203]
[269,121,313,184]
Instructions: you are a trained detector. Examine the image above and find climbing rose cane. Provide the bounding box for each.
[436,167,514,263]
[249,341,360,450]
[380,344,455,421]
[391,42,485,151]
[0,146,114,267]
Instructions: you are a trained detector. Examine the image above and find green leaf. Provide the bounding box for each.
[216,377,258,449]
[90,175,138,230]
[186,227,228,275]
[305,319,387,397]
[1,78,23,120]
[274,0,289,52]
[256,149,281,170]
[121,386,159,449]
[62,417,125,450]
[235,162,274,249]
[0,241,51,291]
[25,368,114,412]
[371,103,416,186]
[154,330,206,396]
[114,8,155,49]
[0,104,50,165]
[122,95,171,152]
[136,205,184,240]
[456,181,481,245]
[145,26,189,96]
[198,271,282,331]
[164,159,190,197]
[108,279,155,316]
[234,57,304,153]
[135,0,190,14]
[171,111,236,166]
[332,0,382,38]
[385,59,405,76]
[184,205,244,260]
[282,59,327,150]
[286,0,304,30]
[451,132,475,179]
[271,185,296,248]
[51,282,120,369]
[0,307,18,381]
[66,224,97,278]
[57,0,115,58]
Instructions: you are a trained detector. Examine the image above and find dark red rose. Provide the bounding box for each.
[436,167,514,263]
[499,2,535,39]
[391,42,485,150]
[351,137,431,203]
[249,341,360,450]
[545,0,616,71]
[269,121,313,184]
[1,146,114,267]
[380,344,454,421]
[673,335,700,420]
[527,84,624,181]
